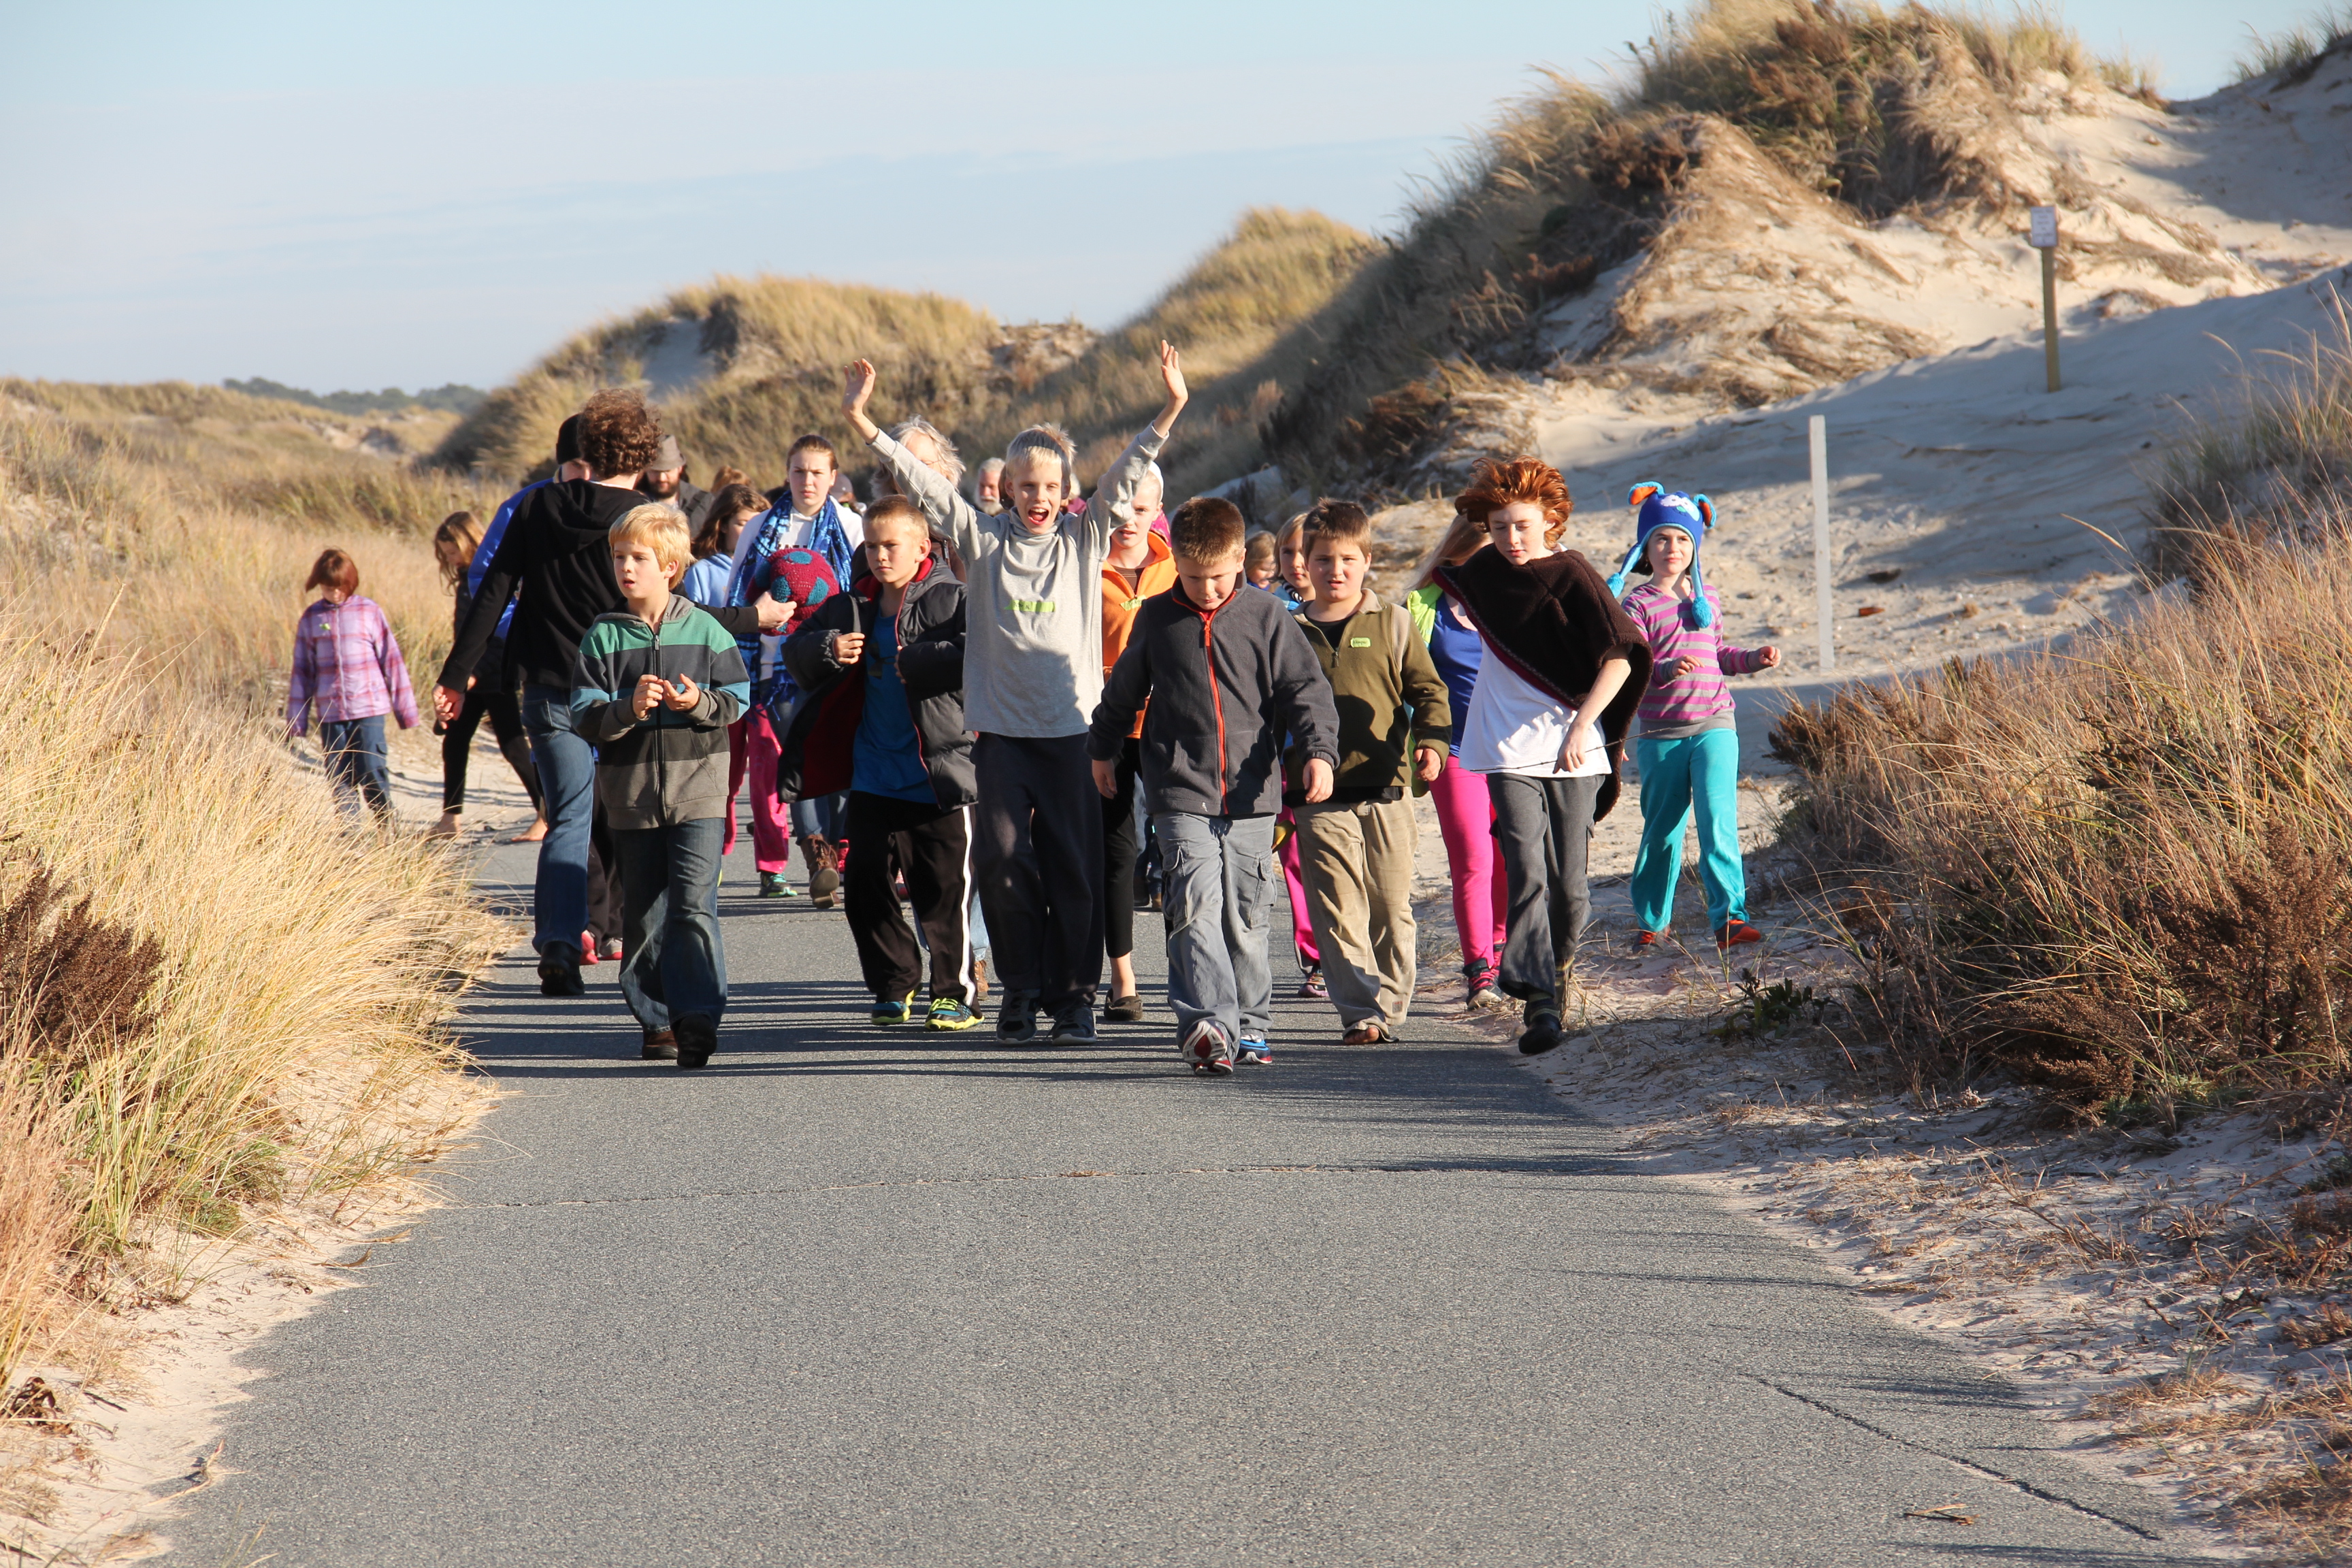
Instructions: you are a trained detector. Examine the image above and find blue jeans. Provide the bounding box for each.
[521,685,598,952]
[1631,730,1748,933]
[1155,811,1275,1047]
[789,791,844,841]
[319,714,391,820]
[612,817,728,1032]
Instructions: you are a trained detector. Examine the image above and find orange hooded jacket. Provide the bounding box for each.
[1100,529,1178,738]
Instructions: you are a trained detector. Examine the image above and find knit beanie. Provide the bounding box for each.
[1605,481,1716,629]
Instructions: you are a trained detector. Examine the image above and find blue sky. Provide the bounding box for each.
[0,1,2325,391]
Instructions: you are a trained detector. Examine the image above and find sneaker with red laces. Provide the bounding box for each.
[1634,930,1665,949]
[1716,919,1764,949]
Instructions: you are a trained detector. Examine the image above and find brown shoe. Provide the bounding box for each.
[972,957,990,1000]
[1341,1022,1389,1045]
[641,1027,678,1061]
[802,834,840,908]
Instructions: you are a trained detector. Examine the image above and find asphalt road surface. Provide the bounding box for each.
[159,836,2210,1567]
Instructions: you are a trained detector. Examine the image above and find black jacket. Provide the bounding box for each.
[776,559,974,808]
[441,478,766,694]
[1088,583,1338,818]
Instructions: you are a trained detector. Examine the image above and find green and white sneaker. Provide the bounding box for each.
[927,997,981,1032]
[871,990,917,1026]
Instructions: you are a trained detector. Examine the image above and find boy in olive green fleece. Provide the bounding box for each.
[571,505,751,1068]
[1292,502,1451,1042]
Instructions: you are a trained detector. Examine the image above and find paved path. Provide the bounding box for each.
[161,838,2208,1567]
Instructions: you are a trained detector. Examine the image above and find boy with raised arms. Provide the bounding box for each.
[841,345,1189,1047]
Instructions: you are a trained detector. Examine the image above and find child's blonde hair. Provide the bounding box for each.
[1004,423,1078,493]
[610,504,691,585]
[1244,531,1276,574]
[431,511,483,588]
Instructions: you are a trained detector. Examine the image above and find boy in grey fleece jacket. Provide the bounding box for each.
[1088,498,1339,1075]
[841,344,1190,1047]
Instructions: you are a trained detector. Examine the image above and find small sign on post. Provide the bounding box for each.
[2028,204,2060,393]
[1810,414,1833,674]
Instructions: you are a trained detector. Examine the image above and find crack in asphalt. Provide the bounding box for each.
[1751,1376,2162,1540]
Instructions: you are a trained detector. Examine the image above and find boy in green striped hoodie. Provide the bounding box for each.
[572,504,751,1069]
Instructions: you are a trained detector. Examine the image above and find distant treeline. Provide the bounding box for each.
[225,377,487,416]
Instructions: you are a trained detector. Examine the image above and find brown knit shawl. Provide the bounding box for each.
[1434,546,1654,821]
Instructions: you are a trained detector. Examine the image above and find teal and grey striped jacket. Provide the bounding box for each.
[570,595,751,828]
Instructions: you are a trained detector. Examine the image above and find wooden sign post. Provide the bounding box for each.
[2029,204,2060,393]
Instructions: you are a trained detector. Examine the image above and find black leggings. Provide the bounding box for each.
[1101,736,1142,960]
[442,682,542,815]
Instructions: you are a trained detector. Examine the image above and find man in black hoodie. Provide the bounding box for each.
[438,389,787,996]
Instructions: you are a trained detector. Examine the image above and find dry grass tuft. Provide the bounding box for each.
[2085,1360,2232,1417]
[1774,522,2352,1115]
[0,391,505,1406]
[2230,5,2352,89]
[2146,295,2352,582]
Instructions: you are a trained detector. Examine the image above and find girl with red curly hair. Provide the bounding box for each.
[1433,457,1652,1056]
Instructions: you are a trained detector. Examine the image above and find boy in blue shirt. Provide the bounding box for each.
[778,498,981,1030]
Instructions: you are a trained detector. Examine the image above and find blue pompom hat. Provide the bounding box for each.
[1605,480,1716,629]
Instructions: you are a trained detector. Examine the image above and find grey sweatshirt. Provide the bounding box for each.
[871,425,1164,738]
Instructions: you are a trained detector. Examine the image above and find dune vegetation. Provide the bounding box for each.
[1771,319,2352,1125]
[433,207,1376,503]
[1254,0,2162,493]
[0,383,504,1401]
[437,1,2170,508]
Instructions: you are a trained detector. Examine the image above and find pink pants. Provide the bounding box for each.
[728,710,794,875]
[1429,754,1507,971]
[1277,807,1320,967]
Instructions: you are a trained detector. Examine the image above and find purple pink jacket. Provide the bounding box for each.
[1620,582,1765,734]
[287,595,418,734]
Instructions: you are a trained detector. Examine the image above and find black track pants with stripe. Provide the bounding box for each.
[845,791,977,1007]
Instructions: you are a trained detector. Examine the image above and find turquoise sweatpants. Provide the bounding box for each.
[1631,730,1748,934]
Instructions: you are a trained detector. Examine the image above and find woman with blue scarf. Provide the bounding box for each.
[725,434,863,902]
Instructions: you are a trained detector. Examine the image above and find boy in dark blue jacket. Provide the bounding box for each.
[1087,498,1339,1075]
[779,498,982,1031]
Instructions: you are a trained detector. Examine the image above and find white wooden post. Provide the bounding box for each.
[1810,414,1833,674]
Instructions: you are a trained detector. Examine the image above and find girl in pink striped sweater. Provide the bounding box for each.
[1605,485,1779,950]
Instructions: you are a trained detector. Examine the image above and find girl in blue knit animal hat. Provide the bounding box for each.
[1605,483,1780,951]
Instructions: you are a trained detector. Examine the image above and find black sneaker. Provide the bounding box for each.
[1517,1004,1565,1056]
[538,940,585,997]
[1048,1002,1096,1045]
[673,1013,718,1069]
[996,990,1041,1044]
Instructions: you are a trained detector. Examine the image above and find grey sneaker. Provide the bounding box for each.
[1183,1018,1235,1076]
[996,990,1041,1044]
